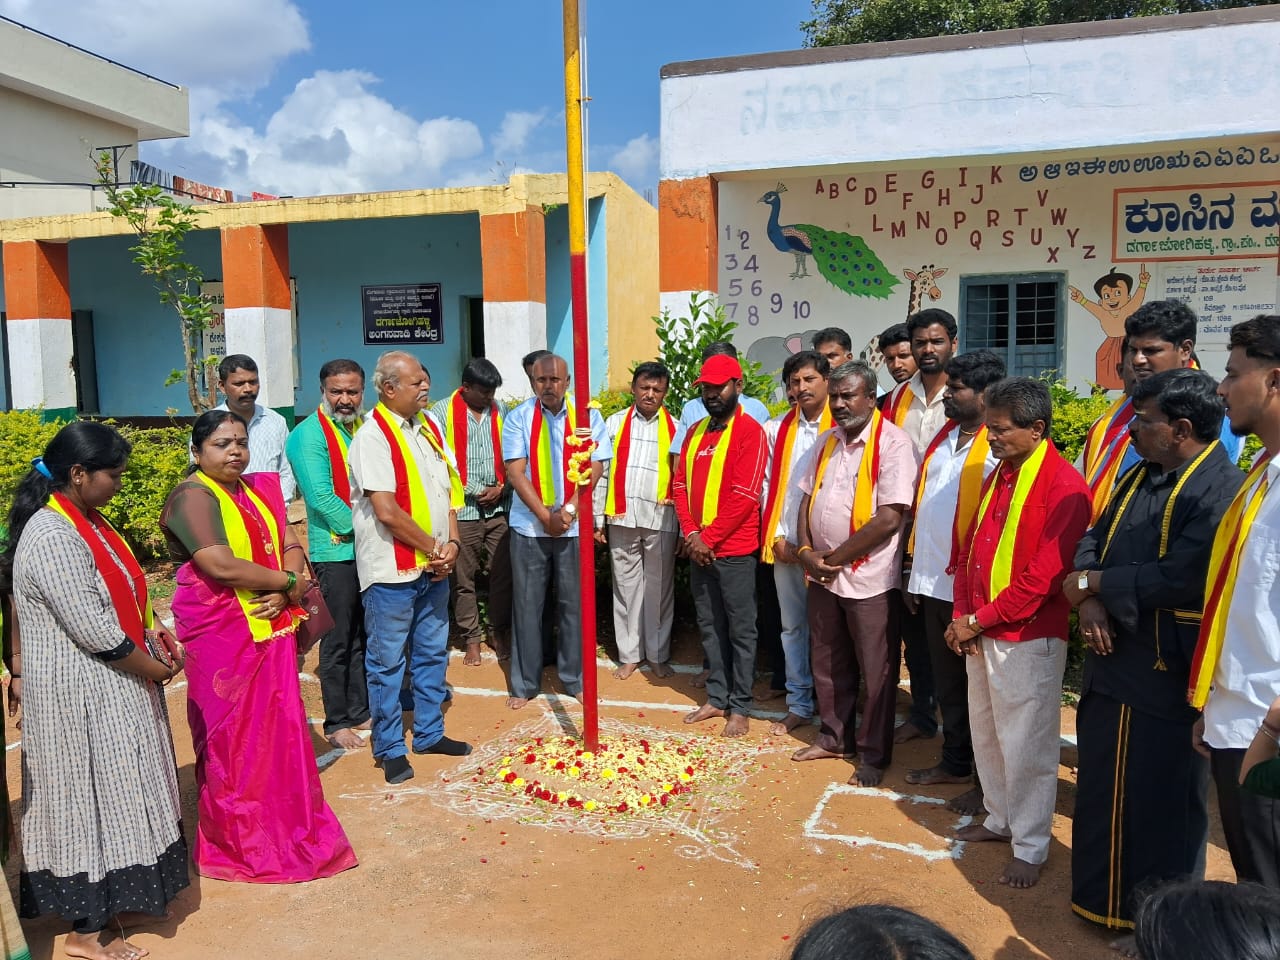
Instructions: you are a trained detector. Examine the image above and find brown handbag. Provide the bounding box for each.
[294,572,335,655]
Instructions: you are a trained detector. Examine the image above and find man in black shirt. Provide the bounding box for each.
[1064,367,1243,944]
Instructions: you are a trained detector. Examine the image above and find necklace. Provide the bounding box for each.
[958,426,980,437]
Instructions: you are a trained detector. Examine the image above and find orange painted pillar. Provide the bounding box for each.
[220,224,294,419]
[658,176,718,320]
[1,240,76,421]
[480,205,547,395]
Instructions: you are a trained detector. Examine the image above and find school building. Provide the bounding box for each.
[658,6,1280,399]
[0,173,657,421]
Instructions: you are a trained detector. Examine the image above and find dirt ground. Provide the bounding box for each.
[6,621,1235,960]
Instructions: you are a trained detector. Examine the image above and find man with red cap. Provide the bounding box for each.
[674,353,768,737]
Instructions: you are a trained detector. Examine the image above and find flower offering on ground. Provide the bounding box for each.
[476,732,716,818]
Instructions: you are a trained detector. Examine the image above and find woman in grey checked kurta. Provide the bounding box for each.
[4,422,188,958]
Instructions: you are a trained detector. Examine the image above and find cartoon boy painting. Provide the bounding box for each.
[1069,264,1150,390]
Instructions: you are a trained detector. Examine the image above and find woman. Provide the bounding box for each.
[1,421,188,960]
[161,411,356,883]
[0,597,31,960]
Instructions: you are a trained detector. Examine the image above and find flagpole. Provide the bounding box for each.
[563,0,599,751]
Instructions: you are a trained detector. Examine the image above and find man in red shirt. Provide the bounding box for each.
[947,377,1091,890]
[674,355,768,737]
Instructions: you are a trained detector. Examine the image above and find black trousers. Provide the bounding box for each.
[898,592,936,735]
[1210,746,1280,888]
[921,595,974,776]
[691,555,758,716]
[755,560,785,688]
[314,560,370,734]
[509,532,583,699]
[1072,692,1209,928]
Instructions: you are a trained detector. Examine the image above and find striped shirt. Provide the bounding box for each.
[429,397,509,522]
[593,407,678,533]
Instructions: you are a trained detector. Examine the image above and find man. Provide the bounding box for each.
[811,327,855,370]
[1192,313,1280,888]
[674,353,768,737]
[348,352,471,783]
[760,350,832,736]
[502,353,609,709]
[884,309,958,745]
[672,341,770,450]
[1080,300,1242,523]
[522,349,554,392]
[1066,368,1240,936]
[793,361,918,785]
[432,357,512,666]
[593,362,679,680]
[947,377,1091,889]
[904,350,1005,815]
[877,323,918,388]
[215,354,296,500]
[285,359,371,751]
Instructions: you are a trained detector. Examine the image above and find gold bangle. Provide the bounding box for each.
[797,545,813,556]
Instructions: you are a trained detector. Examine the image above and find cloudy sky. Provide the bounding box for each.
[2,1,808,199]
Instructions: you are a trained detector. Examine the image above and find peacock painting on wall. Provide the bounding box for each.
[759,183,900,300]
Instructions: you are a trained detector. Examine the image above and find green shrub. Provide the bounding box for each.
[1045,378,1113,465]
[0,413,187,563]
[652,293,772,414]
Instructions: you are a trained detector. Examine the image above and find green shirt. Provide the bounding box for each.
[285,411,357,563]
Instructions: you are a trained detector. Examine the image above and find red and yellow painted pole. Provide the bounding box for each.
[563,0,599,751]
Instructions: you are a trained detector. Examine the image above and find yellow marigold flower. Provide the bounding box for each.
[679,772,692,782]
[662,782,674,792]
[513,777,525,787]
[580,751,594,760]
[499,768,512,779]
[638,795,651,807]
[601,768,616,780]
[569,766,582,778]
[557,792,568,802]
[584,800,597,811]
[502,756,513,765]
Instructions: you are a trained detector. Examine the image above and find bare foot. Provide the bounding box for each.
[768,712,811,737]
[505,697,531,710]
[792,744,851,762]
[998,857,1042,889]
[905,765,971,786]
[893,721,932,744]
[66,932,149,960]
[684,703,726,725]
[1109,934,1139,958]
[572,691,584,704]
[647,660,675,679]
[612,662,640,680]
[850,765,885,787]
[956,823,1007,843]
[326,728,365,751]
[690,669,710,689]
[464,642,483,666]
[945,787,986,816]
[722,714,749,737]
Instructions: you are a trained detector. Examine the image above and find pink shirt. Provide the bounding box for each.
[799,418,919,600]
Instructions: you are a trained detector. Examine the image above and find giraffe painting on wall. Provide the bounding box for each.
[903,264,949,317]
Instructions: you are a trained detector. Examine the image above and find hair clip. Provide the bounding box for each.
[31,456,54,480]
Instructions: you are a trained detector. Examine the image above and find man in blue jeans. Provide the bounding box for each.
[349,350,472,783]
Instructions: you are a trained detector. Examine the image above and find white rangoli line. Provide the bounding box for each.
[801,782,974,863]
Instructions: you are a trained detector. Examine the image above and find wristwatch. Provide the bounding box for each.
[562,502,578,518]
[1077,572,1090,592]
[967,614,979,630]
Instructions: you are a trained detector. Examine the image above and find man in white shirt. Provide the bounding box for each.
[594,362,680,679]
[349,351,471,784]
[760,350,831,736]
[883,309,959,744]
[904,350,1004,815]
[215,354,296,501]
[1194,313,1280,887]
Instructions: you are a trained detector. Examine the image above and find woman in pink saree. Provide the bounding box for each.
[160,411,357,883]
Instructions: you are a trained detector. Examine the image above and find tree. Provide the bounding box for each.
[651,294,774,414]
[802,0,1270,46]
[94,152,220,414]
